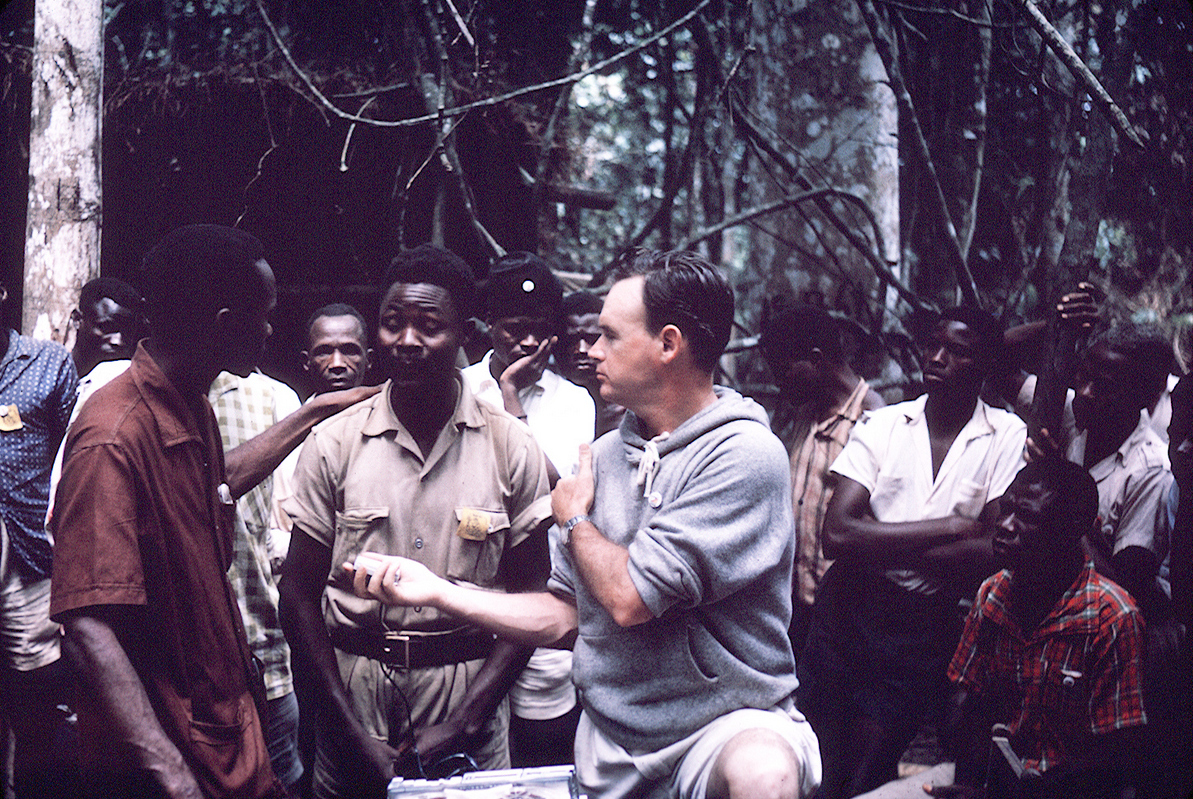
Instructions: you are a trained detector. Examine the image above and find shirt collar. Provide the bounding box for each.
[988,562,1103,640]
[900,393,996,442]
[813,377,870,437]
[1,329,32,366]
[128,343,204,448]
[360,372,484,438]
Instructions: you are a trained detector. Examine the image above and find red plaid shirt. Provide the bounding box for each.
[948,562,1147,772]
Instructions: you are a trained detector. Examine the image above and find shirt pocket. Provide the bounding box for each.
[446,508,510,586]
[1038,644,1090,733]
[333,507,391,575]
[950,478,988,519]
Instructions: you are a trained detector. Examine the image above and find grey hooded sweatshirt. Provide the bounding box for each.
[547,386,799,752]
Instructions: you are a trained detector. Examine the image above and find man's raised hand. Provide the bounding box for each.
[552,443,595,526]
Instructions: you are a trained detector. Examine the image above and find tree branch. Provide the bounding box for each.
[857,0,980,306]
[255,0,715,129]
[677,190,924,310]
[532,0,600,234]
[419,0,504,258]
[1008,0,1145,149]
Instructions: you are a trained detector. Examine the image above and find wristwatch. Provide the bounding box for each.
[560,514,591,546]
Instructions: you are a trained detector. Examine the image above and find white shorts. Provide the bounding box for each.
[574,697,822,799]
[0,517,61,672]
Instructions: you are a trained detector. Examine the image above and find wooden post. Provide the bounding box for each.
[23,0,104,344]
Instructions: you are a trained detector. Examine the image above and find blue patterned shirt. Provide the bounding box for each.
[0,330,77,581]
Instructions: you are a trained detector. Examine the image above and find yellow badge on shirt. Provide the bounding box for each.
[0,404,23,432]
[456,508,492,541]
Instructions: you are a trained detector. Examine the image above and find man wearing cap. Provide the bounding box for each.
[461,253,595,766]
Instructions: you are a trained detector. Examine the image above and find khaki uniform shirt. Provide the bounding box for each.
[283,376,552,634]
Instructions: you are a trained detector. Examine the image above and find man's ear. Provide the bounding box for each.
[659,324,682,364]
[300,351,311,373]
[70,308,83,327]
[365,348,375,368]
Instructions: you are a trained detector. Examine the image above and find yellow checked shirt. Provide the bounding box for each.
[283,375,553,635]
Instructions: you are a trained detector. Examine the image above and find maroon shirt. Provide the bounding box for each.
[51,344,278,798]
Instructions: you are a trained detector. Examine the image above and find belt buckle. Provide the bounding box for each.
[382,631,412,669]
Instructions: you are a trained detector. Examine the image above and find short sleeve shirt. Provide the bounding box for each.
[50,345,276,797]
[1067,412,1173,567]
[948,564,1147,772]
[282,377,552,634]
[209,371,302,700]
[0,329,77,581]
[785,378,871,606]
[462,352,595,477]
[831,395,1027,593]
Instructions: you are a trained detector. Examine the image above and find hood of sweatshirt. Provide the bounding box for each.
[618,386,771,498]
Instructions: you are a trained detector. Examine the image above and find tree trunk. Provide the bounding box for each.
[23,0,103,343]
[746,0,899,330]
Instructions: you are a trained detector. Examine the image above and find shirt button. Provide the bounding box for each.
[414,538,423,549]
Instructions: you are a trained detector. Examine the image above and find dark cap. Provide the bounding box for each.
[483,252,563,321]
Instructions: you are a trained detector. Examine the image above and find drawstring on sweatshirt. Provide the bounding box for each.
[635,432,669,498]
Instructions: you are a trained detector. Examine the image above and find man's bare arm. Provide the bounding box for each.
[61,608,203,799]
[224,384,380,498]
[348,556,578,647]
[278,528,400,790]
[405,526,551,761]
[822,477,982,561]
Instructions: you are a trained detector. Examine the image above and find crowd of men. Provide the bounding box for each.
[0,223,1188,799]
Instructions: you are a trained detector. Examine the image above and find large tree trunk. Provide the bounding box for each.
[23,0,103,343]
[746,0,899,331]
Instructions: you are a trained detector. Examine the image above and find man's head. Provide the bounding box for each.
[139,225,276,379]
[303,303,371,393]
[483,252,563,375]
[376,244,475,395]
[922,306,1002,396]
[993,458,1098,586]
[760,301,843,405]
[71,277,146,375]
[560,291,604,387]
[590,249,733,410]
[1073,322,1172,433]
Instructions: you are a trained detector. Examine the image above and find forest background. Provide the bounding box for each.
[1,0,1190,398]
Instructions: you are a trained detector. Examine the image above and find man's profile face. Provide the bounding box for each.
[561,312,601,385]
[992,477,1061,578]
[489,314,553,373]
[589,276,658,409]
[73,296,143,371]
[1072,342,1134,433]
[376,282,462,394]
[304,314,370,393]
[922,319,984,393]
[218,259,276,377]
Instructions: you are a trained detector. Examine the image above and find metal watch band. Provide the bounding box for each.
[561,513,591,546]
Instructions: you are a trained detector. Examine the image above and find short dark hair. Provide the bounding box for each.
[612,248,734,374]
[1087,322,1173,410]
[759,300,843,369]
[306,303,368,343]
[1011,458,1099,543]
[483,252,563,322]
[139,224,268,341]
[381,244,477,322]
[939,305,1003,368]
[562,290,604,317]
[78,277,143,315]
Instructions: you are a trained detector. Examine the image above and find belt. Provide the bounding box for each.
[330,625,496,669]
